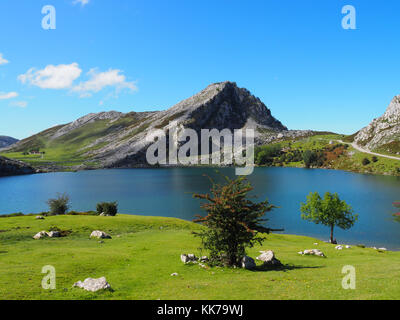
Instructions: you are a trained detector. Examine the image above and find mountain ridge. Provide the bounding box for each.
[2,81,314,170]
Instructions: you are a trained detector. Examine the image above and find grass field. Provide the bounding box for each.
[0,214,399,300]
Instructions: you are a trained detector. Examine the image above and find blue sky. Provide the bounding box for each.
[1,0,400,139]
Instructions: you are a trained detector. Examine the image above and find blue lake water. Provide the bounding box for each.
[1,167,400,250]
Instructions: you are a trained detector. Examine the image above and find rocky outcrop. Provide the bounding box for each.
[0,136,18,148]
[0,156,36,177]
[354,95,400,152]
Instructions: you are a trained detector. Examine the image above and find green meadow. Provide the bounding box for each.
[0,214,399,300]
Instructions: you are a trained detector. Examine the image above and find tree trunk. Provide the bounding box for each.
[330,225,334,243]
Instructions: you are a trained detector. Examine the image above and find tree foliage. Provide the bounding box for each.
[96,202,118,216]
[300,192,358,242]
[193,175,279,267]
[47,193,70,215]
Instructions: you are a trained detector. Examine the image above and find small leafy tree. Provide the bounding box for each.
[47,193,70,215]
[96,202,118,216]
[193,175,279,267]
[300,192,358,243]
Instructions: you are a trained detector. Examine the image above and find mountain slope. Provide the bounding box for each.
[354,95,400,154]
[2,81,311,170]
[0,136,18,148]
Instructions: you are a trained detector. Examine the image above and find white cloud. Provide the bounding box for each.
[72,68,137,97]
[0,92,18,100]
[18,63,82,89]
[10,101,28,108]
[0,53,9,65]
[73,0,90,6]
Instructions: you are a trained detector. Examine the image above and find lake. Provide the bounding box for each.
[1,167,400,249]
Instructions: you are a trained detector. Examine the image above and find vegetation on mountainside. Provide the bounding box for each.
[254,134,400,176]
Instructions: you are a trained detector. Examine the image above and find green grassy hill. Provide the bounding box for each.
[0,214,399,300]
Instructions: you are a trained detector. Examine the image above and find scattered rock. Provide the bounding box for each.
[90,231,112,239]
[35,216,45,220]
[335,245,343,250]
[299,249,325,257]
[33,231,48,240]
[378,248,387,251]
[200,256,209,263]
[256,250,282,266]
[47,231,61,238]
[180,253,198,264]
[171,273,179,277]
[241,256,256,270]
[73,277,111,292]
[345,245,351,249]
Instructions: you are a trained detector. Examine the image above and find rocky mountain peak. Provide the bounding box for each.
[354,94,400,151]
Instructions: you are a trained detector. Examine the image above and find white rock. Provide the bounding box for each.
[73,277,111,292]
[181,254,190,263]
[335,245,343,250]
[33,231,48,240]
[171,273,179,277]
[90,230,112,239]
[47,231,61,238]
[35,216,45,220]
[345,245,351,249]
[378,248,387,251]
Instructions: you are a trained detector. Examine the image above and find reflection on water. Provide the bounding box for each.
[1,167,400,249]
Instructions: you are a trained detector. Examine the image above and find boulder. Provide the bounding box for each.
[180,253,198,264]
[171,273,179,277]
[47,231,61,238]
[35,216,45,220]
[33,231,48,240]
[256,250,282,266]
[335,245,343,250]
[90,231,112,239]
[299,249,325,257]
[345,245,351,249]
[241,256,256,270]
[73,277,111,292]
[378,248,387,251]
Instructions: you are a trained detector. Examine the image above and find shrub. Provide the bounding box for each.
[193,175,279,267]
[372,156,378,163]
[47,193,70,215]
[362,158,371,166]
[96,202,118,216]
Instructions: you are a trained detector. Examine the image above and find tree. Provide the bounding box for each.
[193,175,280,267]
[300,192,358,243]
[303,150,318,168]
[47,193,70,215]
[96,202,118,216]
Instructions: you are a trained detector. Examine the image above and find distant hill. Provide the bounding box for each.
[3,81,313,170]
[0,156,36,177]
[0,136,18,148]
[353,95,400,154]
